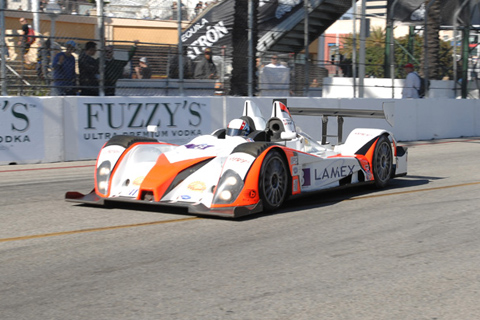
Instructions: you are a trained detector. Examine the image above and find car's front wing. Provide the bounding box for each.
[65,190,263,218]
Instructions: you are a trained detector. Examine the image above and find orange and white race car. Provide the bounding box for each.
[66,100,407,218]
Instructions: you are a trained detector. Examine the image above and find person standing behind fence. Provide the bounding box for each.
[18,18,31,53]
[52,40,77,96]
[104,40,138,96]
[402,63,420,99]
[194,1,203,16]
[194,47,217,79]
[265,55,286,68]
[18,17,35,63]
[36,36,51,80]
[168,46,193,79]
[135,57,152,79]
[79,41,99,96]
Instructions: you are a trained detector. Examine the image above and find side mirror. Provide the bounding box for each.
[280,132,296,140]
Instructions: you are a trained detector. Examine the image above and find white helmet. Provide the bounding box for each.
[226,119,251,137]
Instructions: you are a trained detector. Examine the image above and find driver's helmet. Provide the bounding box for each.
[226,118,251,137]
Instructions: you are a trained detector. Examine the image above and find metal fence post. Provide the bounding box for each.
[453,0,471,99]
[1,0,7,96]
[177,0,184,96]
[97,0,105,96]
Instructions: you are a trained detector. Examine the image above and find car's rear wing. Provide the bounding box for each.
[288,102,395,144]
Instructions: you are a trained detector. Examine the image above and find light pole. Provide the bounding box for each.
[1,0,7,95]
[44,0,61,88]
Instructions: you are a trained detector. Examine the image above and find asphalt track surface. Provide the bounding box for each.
[1,138,480,320]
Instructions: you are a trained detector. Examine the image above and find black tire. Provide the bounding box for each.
[372,135,393,188]
[258,150,289,211]
[104,135,158,149]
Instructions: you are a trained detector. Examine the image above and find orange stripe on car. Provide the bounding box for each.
[140,154,214,202]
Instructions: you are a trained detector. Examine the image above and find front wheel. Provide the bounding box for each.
[259,150,289,211]
[372,135,393,188]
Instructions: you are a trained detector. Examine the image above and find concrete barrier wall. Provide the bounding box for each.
[1,96,479,165]
[323,77,479,99]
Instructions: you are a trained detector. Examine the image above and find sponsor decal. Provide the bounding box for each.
[0,135,31,143]
[188,181,206,192]
[229,156,249,164]
[83,130,202,141]
[183,20,230,59]
[355,132,374,137]
[292,165,299,175]
[180,195,191,200]
[181,0,304,61]
[1,100,31,132]
[184,144,214,150]
[302,168,311,186]
[133,176,145,186]
[302,164,357,187]
[83,99,203,131]
[104,148,123,154]
[359,158,372,180]
[0,98,44,161]
[290,156,298,165]
[1,100,33,145]
[292,177,299,193]
[128,189,139,197]
[314,165,356,181]
[75,97,211,159]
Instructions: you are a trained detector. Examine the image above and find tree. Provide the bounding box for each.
[423,0,442,80]
[365,27,387,77]
[339,26,452,79]
[396,34,453,80]
[340,27,386,77]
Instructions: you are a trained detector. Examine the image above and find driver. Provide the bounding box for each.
[226,119,251,137]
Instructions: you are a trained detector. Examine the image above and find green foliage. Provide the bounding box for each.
[339,27,453,79]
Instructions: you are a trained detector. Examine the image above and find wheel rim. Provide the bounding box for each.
[262,156,288,207]
[374,141,392,183]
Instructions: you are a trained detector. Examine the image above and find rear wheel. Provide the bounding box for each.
[259,150,289,211]
[372,135,393,188]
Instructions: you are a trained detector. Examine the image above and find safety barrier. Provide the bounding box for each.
[1,96,479,165]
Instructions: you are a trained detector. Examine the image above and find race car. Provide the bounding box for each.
[66,100,407,218]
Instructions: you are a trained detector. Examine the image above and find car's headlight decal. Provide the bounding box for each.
[96,160,112,195]
[212,169,244,204]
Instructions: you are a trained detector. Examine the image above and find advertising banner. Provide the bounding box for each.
[0,97,44,163]
[70,97,212,159]
[182,0,304,60]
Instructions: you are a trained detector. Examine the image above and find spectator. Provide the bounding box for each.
[36,36,51,80]
[104,40,138,96]
[171,1,187,20]
[79,41,99,96]
[18,17,35,63]
[310,78,320,88]
[194,1,203,16]
[194,47,217,79]
[168,47,193,79]
[402,63,420,99]
[135,57,152,79]
[180,1,188,19]
[171,2,178,20]
[265,55,286,68]
[51,40,77,96]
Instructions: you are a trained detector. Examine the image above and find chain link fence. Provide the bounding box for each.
[1,1,479,98]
